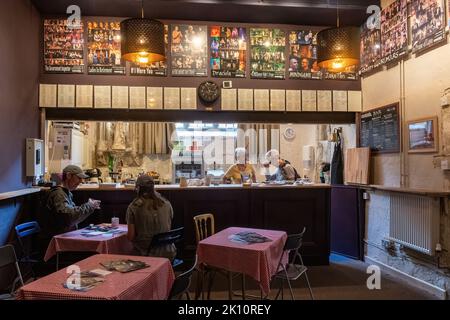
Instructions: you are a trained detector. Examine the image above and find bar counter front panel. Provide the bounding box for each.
[69,185,331,265]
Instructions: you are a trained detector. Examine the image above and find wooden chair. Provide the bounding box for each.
[193,213,215,299]
[193,213,215,243]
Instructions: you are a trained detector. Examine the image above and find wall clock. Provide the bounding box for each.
[283,127,296,140]
[198,81,220,103]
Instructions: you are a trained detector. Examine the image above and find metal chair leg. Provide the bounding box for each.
[304,272,314,300]
[281,265,295,300]
[241,273,246,300]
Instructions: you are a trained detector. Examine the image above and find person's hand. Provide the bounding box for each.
[88,198,101,210]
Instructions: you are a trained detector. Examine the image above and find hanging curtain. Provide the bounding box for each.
[96,122,174,155]
[237,124,280,163]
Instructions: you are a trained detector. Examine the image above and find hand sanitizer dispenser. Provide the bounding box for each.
[26,138,44,178]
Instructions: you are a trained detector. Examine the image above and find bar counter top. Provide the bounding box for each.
[73,183,331,191]
[360,184,450,197]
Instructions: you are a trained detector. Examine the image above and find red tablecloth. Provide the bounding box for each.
[17,254,175,300]
[197,227,287,296]
[44,225,133,261]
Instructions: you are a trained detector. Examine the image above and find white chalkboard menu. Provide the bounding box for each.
[359,103,400,153]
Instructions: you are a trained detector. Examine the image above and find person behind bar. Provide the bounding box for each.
[126,175,176,260]
[43,165,101,237]
[263,149,299,181]
[223,147,257,184]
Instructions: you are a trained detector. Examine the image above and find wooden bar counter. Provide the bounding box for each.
[68,183,331,265]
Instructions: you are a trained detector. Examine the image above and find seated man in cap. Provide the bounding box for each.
[42,165,101,238]
[126,174,176,261]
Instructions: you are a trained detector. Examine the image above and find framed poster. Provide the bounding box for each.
[130,25,168,76]
[171,24,208,76]
[94,86,111,108]
[221,89,237,110]
[112,86,129,109]
[210,26,246,78]
[180,88,197,110]
[250,28,285,79]
[407,117,438,153]
[317,90,332,112]
[147,87,163,110]
[57,84,75,108]
[87,20,125,74]
[359,23,382,75]
[76,85,93,108]
[129,87,146,109]
[39,84,57,108]
[164,87,180,109]
[254,89,270,111]
[43,19,84,73]
[333,91,348,112]
[288,30,321,80]
[410,0,446,53]
[301,90,317,111]
[359,103,400,153]
[380,0,408,64]
[286,90,301,112]
[270,90,285,111]
[238,89,253,111]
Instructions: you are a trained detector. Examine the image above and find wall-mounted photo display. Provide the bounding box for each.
[288,30,321,80]
[250,28,286,79]
[43,19,84,73]
[171,24,208,76]
[130,25,169,76]
[87,20,125,75]
[410,0,446,53]
[380,0,408,65]
[210,26,247,78]
[407,117,439,153]
[359,23,382,75]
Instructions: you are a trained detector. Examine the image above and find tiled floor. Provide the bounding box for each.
[189,254,438,300]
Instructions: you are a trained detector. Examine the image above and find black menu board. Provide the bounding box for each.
[360,103,400,153]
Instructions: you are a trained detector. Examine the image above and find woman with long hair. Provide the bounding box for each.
[126,175,176,260]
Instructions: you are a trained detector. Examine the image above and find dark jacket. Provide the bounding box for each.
[42,186,96,237]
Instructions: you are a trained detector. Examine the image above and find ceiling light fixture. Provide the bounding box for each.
[316,0,360,72]
[120,0,165,65]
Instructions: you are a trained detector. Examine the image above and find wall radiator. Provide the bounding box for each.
[389,193,440,255]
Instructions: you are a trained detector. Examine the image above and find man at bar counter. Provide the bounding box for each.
[41,165,101,238]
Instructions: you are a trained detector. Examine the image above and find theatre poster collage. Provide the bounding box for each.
[44,0,450,79]
[360,0,449,75]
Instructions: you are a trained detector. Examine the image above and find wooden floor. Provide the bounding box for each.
[188,254,437,300]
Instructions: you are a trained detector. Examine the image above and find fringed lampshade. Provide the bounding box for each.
[317,26,360,72]
[120,18,165,65]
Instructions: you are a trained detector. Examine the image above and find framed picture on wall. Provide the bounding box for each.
[407,117,438,153]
